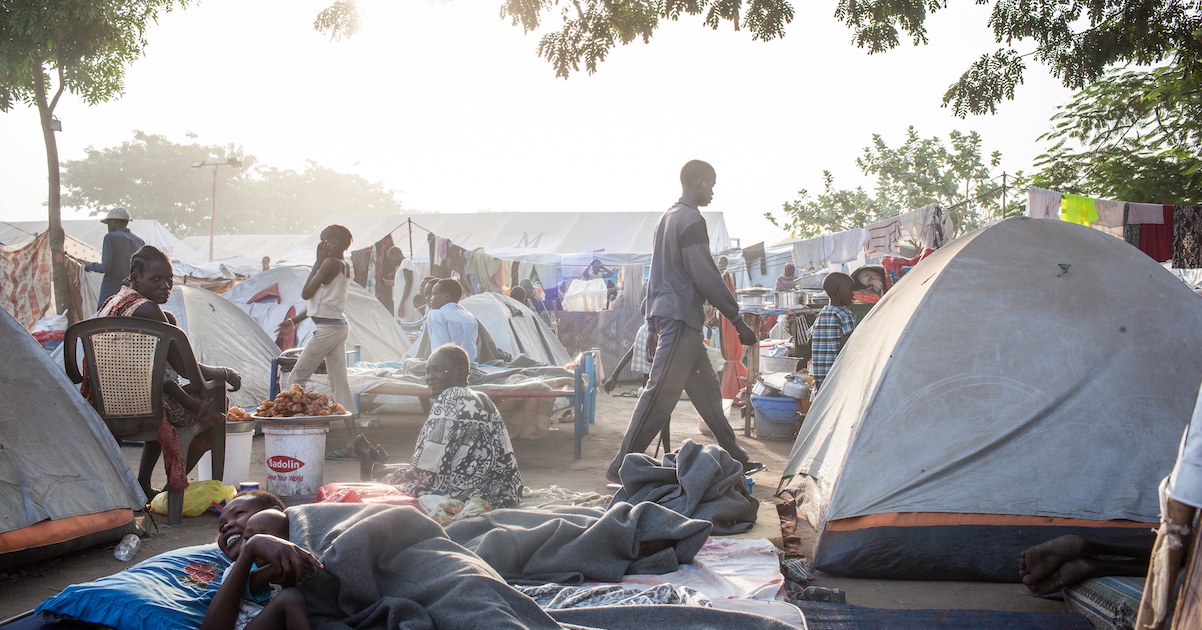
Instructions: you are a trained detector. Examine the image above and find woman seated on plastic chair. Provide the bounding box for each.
[81,245,242,499]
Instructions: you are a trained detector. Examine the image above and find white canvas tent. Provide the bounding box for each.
[282,212,731,264]
[0,220,201,264]
[782,217,1202,581]
[0,306,143,569]
[459,292,572,366]
[182,234,309,269]
[161,285,282,409]
[222,266,410,363]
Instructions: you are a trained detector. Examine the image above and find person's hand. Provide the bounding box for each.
[645,330,659,361]
[315,241,331,265]
[242,534,323,588]
[603,376,618,394]
[277,318,296,335]
[735,320,757,346]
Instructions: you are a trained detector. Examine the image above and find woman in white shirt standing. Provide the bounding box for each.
[277,224,358,459]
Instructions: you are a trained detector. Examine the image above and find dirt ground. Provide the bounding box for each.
[0,388,1067,619]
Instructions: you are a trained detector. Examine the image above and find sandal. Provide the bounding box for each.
[326,449,356,461]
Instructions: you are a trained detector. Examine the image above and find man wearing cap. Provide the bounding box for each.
[85,207,145,310]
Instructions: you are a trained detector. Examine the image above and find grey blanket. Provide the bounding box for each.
[609,439,760,535]
[441,503,711,584]
[290,502,799,630]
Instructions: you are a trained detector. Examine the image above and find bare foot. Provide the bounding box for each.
[1020,535,1086,587]
[1026,558,1094,595]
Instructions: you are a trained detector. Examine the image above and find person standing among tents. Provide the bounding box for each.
[277,225,358,460]
[605,160,761,484]
[808,272,857,397]
[386,247,417,321]
[84,207,145,310]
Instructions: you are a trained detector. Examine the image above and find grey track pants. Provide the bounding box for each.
[607,317,750,479]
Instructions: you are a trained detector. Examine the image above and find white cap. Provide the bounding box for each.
[100,207,131,223]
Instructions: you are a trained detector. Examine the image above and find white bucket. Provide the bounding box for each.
[194,429,255,485]
[262,422,329,497]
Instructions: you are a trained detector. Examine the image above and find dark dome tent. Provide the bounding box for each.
[781,217,1202,581]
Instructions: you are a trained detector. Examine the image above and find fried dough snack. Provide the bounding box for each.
[226,406,251,422]
[255,384,348,417]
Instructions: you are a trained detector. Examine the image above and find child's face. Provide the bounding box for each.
[244,509,289,539]
[218,495,266,561]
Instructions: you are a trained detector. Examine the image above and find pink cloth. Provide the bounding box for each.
[1129,203,1167,224]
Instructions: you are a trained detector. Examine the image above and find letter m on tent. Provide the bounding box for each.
[516,232,544,248]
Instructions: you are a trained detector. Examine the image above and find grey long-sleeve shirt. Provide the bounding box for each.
[646,199,741,331]
[85,228,145,308]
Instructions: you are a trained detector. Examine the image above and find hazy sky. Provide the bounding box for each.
[0,0,1074,247]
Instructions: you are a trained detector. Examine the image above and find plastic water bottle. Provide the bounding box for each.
[113,533,141,562]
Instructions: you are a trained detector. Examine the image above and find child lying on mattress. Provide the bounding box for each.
[201,500,316,630]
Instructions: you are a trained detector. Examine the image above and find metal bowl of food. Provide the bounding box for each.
[775,290,803,308]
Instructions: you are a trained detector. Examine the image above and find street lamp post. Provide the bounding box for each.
[191,157,242,262]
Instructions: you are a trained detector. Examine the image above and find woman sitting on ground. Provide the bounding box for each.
[83,245,242,498]
[354,344,524,507]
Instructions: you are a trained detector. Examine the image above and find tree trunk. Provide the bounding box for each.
[31,59,76,324]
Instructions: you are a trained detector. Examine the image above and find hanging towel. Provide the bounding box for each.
[1129,203,1166,224]
[791,237,828,272]
[1094,199,1126,228]
[898,206,929,246]
[865,217,903,254]
[1060,194,1099,226]
[1139,205,1175,262]
[825,228,868,264]
[1026,187,1062,219]
[1173,205,1202,269]
[742,242,766,280]
[1124,223,1142,249]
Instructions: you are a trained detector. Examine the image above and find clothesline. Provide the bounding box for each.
[1025,186,1201,268]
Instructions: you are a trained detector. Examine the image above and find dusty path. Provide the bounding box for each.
[1,389,1064,618]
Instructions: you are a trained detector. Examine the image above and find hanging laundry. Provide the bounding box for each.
[1128,203,1166,225]
[898,206,930,247]
[1138,205,1175,262]
[865,217,903,254]
[921,205,950,250]
[742,242,766,281]
[446,243,468,279]
[464,247,502,294]
[791,236,828,272]
[1060,194,1099,226]
[825,228,868,264]
[1173,205,1202,269]
[1093,199,1125,228]
[427,233,441,277]
[1124,223,1142,249]
[1026,187,1062,220]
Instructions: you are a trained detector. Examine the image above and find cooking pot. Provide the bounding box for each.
[738,287,771,308]
[776,290,803,308]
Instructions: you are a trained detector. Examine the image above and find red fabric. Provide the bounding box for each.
[0,232,52,330]
[720,276,747,399]
[313,482,420,507]
[32,329,65,343]
[247,283,283,304]
[880,248,935,288]
[852,291,881,304]
[1138,205,1175,262]
[276,305,297,351]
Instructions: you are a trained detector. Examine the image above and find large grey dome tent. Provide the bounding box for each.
[223,266,411,363]
[162,285,281,409]
[0,306,143,569]
[781,217,1202,582]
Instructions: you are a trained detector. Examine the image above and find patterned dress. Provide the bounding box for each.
[82,286,211,492]
[387,386,524,507]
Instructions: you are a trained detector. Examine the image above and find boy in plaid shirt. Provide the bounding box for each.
[809,272,856,397]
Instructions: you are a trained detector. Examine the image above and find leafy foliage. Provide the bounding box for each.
[61,131,405,236]
[0,1,188,112]
[766,127,1018,239]
[1032,66,1202,204]
[314,0,1202,115]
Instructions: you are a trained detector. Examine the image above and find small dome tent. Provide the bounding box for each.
[0,306,144,569]
[782,217,1202,581]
